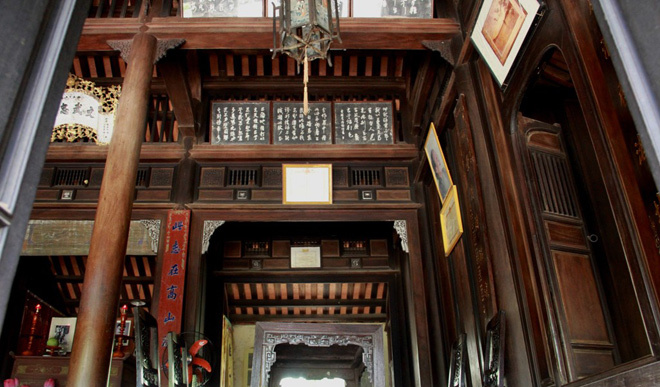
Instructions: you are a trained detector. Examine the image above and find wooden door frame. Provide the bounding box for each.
[250,322,385,387]
[182,204,432,386]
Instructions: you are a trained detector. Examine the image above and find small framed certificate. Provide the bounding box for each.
[283,164,333,204]
[291,246,322,268]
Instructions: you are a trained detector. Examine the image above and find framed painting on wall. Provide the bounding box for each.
[471,0,541,86]
[424,123,453,203]
[441,185,463,256]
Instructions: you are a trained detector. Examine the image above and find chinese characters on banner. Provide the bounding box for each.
[334,102,393,144]
[157,210,190,348]
[273,102,332,144]
[211,101,270,144]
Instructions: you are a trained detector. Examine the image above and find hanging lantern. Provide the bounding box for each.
[273,0,342,113]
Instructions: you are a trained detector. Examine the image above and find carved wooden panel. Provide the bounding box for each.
[199,167,226,188]
[384,167,409,187]
[544,220,587,250]
[452,95,496,326]
[527,130,562,153]
[322,240,340,257]
[552,251,610,342]
[333,167,349,188]
[136,190,170,201]
[375,190,410,201]
[89,167,104,187]
[250,190,281,201]
[334,190,359,201]
[39,167,54,187]
[197,189,234,201]
[262,167,282,187]
[149,168,174,187]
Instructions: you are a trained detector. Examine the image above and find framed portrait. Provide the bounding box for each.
[115,318,133,346]
[48,317,77,353]
[441,185,463,257]
[182,0,264,18]
[424,123,453,203]
[471,0,541,86]
[283,164,333,204]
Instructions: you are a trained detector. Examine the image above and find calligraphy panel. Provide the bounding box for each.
[334,102,394,144]
[273,102,332,144]
[211,101,270,145]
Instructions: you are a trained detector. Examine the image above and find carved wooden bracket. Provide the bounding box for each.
[422,40,455,67]
[202,220,226,254]
[393,220,409,253]
[108,37,186,64]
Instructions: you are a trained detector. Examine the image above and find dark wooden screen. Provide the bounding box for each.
[519,116,616,381]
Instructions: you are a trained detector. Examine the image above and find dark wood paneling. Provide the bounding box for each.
[199,167,226,188]
[334,190,359,201]
[135,190,170,201]
[545,220,587,250]
[376,190,411,201]
[197,189,233,201]
[250,190,281,201]
[321,240,340,257]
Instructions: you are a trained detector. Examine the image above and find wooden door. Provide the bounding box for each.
[518,116,616,382]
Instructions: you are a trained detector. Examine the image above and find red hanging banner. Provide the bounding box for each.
[157,209,190,348]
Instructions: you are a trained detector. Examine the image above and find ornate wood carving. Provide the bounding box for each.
[262,167,283,187]
[393,220,409,253]
[108,38,185,64]
[483,311,505,387]
[448,333,467,387]
[385,167,410,187]
[149,168,173,187]
[422,40,455,66]
[252,322,385,387]
[453,95,495,324]
[199,167,226,188]
[202,220,226,254]
[139,219,161,253]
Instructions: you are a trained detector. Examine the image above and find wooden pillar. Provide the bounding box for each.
[68,32,157,387]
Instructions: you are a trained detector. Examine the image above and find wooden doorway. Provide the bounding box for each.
[251,322,385,387]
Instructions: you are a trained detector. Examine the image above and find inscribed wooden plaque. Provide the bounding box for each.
[211,101,270,144]
[273,102,332,144]
[334,102,394,144]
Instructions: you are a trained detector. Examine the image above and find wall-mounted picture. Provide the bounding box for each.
[471,0,541,86]
[441,185,463,257]
[424,123,453,203]
[48,317,77,353]
[283,164,333,204]
[115,318,133,346]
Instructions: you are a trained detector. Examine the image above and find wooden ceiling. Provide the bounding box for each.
[226,282,388,322]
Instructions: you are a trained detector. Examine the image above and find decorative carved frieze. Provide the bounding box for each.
[139,219,161,253]
[108,38,185,64]
[393,220,409,253]
[262,333,375,385]
[202,220,226,254]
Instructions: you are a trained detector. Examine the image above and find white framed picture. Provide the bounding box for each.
[48,317,77,353]
[471,0,541,86]
[283,164,333,204]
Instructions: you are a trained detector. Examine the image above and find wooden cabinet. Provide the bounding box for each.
[11,355,135,386]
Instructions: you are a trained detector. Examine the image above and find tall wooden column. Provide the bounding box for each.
[68,32,157,386]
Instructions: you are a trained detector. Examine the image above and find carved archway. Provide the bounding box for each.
[251,322,385,387]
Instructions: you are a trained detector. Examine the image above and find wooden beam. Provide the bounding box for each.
[158,50,197,137]
[79,18,461,51]
[230,313,387,323]
[230,298,386,308]
[203,76,406,95]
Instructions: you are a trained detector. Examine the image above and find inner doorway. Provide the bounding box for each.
[203,221,405,387]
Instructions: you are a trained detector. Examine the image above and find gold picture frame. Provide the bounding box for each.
[441,185,463,256]
[282,164,333,205]
[424,123,453,203]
